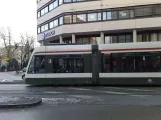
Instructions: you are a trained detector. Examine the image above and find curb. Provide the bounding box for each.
[0,97,42,108]
[0,81,25,84]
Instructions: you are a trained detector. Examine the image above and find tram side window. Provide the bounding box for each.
[102,52,161,73]
[28,57,35,73]
[35,56,45,73]
[53,55,84,73]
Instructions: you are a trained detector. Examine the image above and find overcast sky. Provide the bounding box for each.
[0,0,36,42]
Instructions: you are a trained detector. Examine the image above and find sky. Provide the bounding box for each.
[0,0,37,43]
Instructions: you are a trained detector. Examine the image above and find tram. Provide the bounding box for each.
[25,42,161,85]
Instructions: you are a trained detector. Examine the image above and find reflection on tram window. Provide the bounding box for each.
[28,57,35,73]
[53,55,84,73]
[35,56,45,73]
[103,52,161,73]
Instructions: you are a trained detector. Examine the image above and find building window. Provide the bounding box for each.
[59,17,63,25]
[44,7,49,14]
[103,12,107,20]
[37,0,41,3]
[38,27,41,34]
[59,0,63,5]
[41,9,45,16]
[135,7,152,17]
[64,15,72,23]
[88,13,97,21]
[118,35,126,43]
[107,12,112,20]
[130,10,134,18]
[54,19,58,27]
[64,0,72,3]
[49,3,54,11]
[37,12,40,18]
[112,11,118,19]
[119,10,129,19]
[41,26,45,32]
[49,21,54,29]
[155,6,161,15]
[44,24,49,31]
[73,14,86,23]
[54,0,58,8]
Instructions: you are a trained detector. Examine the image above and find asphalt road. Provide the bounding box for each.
[1,84,161,120]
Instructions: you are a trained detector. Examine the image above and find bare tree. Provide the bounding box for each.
[0,27,19,59]
[20,33,35,69]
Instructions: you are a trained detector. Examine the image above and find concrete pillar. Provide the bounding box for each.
[100,32,105,44]
[59,35,63,44]
[133,30,137,42]
[72,34,76,43]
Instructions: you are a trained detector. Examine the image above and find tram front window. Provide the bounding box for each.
[35,56,45,73]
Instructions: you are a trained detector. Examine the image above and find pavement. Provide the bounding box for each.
[1,85,161,119]
[0,72,24,84]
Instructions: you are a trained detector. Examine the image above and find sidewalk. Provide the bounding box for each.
[0,71,24,84]
[0,96,42,108]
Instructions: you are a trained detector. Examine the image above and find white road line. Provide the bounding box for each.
[105,87,154,92]
[96,90,130,95]
[130,95,151,97]
[68,88,91,91]
[70,95,97,99]
[43,91,64,94]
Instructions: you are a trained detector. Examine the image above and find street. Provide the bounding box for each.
[1,84,161,119]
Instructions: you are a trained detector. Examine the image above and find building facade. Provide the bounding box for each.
[37,0,161,45]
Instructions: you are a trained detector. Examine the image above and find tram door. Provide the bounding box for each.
[45,55,53,73]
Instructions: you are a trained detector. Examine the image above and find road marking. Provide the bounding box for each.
[70,95,97,99]
[43,91,64,94]
[68,87,91,91]
[96,90,130,95]
[105,87,154,92]
[130,95,151,97]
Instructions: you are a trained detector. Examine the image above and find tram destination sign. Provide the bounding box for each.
[42,30,55,39]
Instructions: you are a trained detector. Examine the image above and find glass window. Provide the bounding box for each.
[119,10,129,19]
[44,24,48,31]
[41,25,45,32]
[112,11,118,19]
[44,6,49,14]
[54,0,58,8]
[28,57,35,73]
[135,7,152,17]
[103,12,107,20]
[49,3,54,11]
[49,21,54,29]
[158,33,161,41]
[76,14,86,22]
[111,36,117,43]
[105,36,111,44]
[37,12,40,18]
[35,56,45,73]
[38,27,41,34]
[155,6,161,15]
[54,19,58,27]
[98,13,102,20]
[90,37,97,44]
[59,16,63,25]
[137,34,143,42]
[107,12,112,20]
[64,15,72,23]
[83,37,89,44]
[126,35,132,42]
[118,35,126,43]
[64,0,72,3]
[53,55,84,73]
[73,15,76,23]
[41,9,45,16]
[76,38,83,43]
[59,0,63,5]
[88,13,97,21]
[130,10,134,18]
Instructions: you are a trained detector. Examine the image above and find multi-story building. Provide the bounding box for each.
[37,0,161,45]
